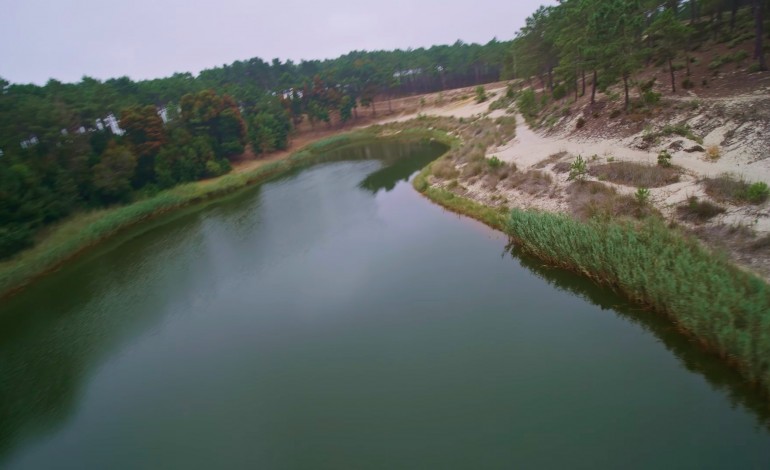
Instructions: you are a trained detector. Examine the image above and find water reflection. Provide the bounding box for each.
[0,141,446,464]
[506,241,770,431]
[0,139,768,467]
[358,145,444,194]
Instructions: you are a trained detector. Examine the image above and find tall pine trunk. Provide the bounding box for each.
[623,74,630,111]
[754,0,768,70]
[591,70,597,105]
[730,0,739,31]
[669,58,677,93]
[581,69,586,97]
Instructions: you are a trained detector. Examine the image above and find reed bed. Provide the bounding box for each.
[506,209,770,393]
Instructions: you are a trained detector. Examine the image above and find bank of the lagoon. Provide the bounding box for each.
[406,114,770,398]
[1,142,769,468]
[0,128,452,300]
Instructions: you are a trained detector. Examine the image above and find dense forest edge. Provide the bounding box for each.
[1,0,766,263]
[0,129,449,298]
[0,39,509,261]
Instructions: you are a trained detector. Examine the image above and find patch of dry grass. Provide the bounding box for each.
[706,145,721,160]
[534,151,570,170]
[676,196,726,223]
[702,174,770,205]
[432,159,459,180]
[503,170,554,195]
[567,181,656,220]
[588,161,681,188]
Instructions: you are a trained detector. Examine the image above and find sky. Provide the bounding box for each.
[1,0,553,86]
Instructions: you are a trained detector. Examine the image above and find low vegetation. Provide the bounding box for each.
[703,174,770,205]
[588,161,681,188]
[677,196,727,223]
[566,181,651,221]
[644,123,703,145]
[475,86,488,104]
[506,209,770,395]
[503,170,554,196]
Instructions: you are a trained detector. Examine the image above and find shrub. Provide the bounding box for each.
[516,89,538,117]
[506,83,517,98]
[567,155,588,182]
[475,86,488,103]
[657,150,673,168]
[660,123,702,143]
[487,156,504,168]
[609,109,622,119]
[0,225,34,260]
[706,145,721,160]
[703,174,769,205]
[552,84,567,101]
[635,187,651,205]
[642,90,661,105]
[677,196,726,223]
[747,182,770,204]
[682,78,695,90]
[576,117,586,129]
[709,50,750,69]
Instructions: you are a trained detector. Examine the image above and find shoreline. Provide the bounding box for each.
[3,105,769,397]
[408,117,770,398]
[0,128,447,300]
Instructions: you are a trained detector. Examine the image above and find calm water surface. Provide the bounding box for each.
[1,141,769,469]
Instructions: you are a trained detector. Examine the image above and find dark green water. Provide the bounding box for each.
[1,141,769,469]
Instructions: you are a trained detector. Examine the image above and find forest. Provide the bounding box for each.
[0,0,766,260]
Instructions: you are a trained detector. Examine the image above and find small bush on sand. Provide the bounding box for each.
[706,145,721,160]
[635,187,651,205]
[487,156,504,168]
[747,182,770,204]
[475,86,488,103]
[657,150,672,167]
[677,196,726,223]
[567,155,588,182]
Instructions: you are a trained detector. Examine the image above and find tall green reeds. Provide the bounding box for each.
[506,209,770,392]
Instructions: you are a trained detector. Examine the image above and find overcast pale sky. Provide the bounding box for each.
[1,0,553,85]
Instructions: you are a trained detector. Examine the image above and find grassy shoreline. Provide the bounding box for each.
[0,128,446,299]
[414,150,770,397]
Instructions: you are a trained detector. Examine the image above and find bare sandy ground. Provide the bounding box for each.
[385,84,770,236]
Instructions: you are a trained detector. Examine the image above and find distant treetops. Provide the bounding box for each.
[0,40,510,259]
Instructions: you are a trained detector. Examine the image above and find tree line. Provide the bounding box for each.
[508,0,767,110]
[1,0,767,259]
[0,40,509,259]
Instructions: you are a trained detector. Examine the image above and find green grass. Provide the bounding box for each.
[506,209,770,394]
[413,165,507,232]
[0,128,446,298]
